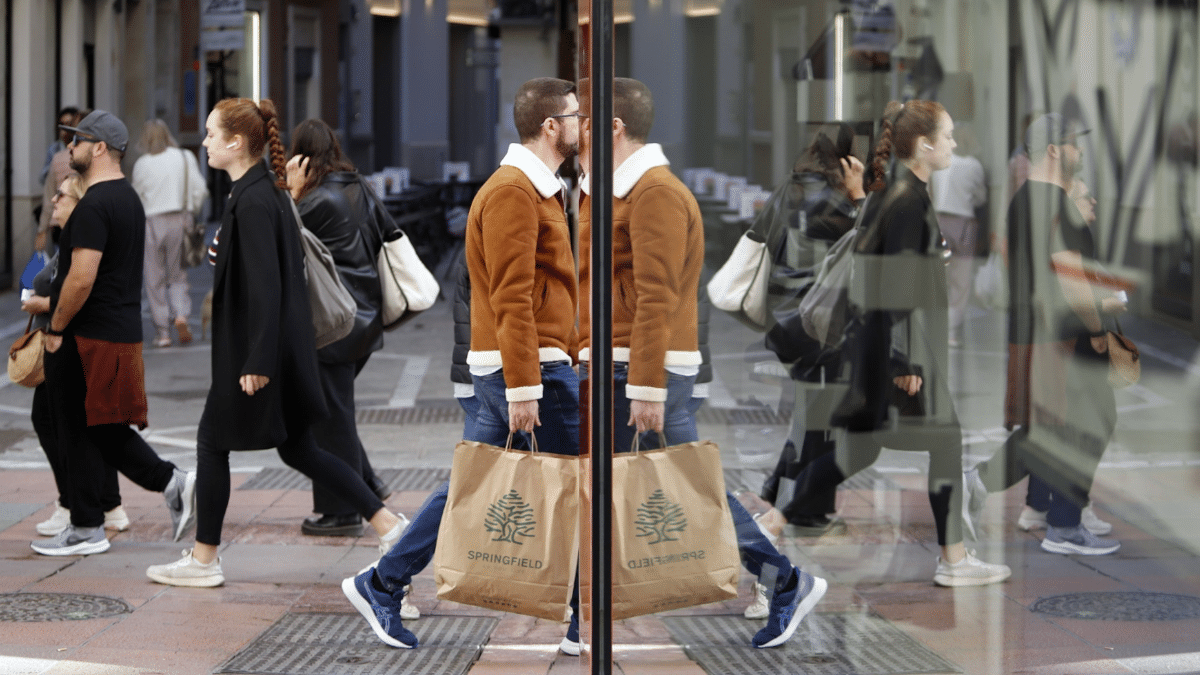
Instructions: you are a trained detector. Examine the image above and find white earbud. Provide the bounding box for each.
[922,143,935,151]
[226,142,238,149]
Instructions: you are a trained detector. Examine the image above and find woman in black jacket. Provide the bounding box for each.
[146,98,406,588]
[785,101,1010,587]
[760,124,865,531]
[286,119,391,537]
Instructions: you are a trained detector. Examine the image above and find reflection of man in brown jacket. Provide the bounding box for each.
[579,79,826,650]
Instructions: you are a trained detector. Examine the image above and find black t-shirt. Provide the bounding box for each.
[50,178,146,343]
[1007,180,1089,344]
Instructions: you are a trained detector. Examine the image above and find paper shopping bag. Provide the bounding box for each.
[582,439,741,621]
[433,438,579,621]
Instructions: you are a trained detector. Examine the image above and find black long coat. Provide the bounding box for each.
[205,161,327,450]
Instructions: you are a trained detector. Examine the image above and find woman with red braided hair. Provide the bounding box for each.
[785,100,1011,587]
[147,99,407,587]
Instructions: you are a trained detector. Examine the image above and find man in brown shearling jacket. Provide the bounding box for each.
[343,78,583,653]
[579,79,826,650]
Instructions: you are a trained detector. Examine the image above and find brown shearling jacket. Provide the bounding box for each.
[579,145,703,401]
[466,144,578,402]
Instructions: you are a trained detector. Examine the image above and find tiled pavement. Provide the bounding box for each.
[2,459,1200,675]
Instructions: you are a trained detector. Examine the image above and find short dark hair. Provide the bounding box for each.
[614,78,654,143]
[57,106,79,123]
[513,78,577,143]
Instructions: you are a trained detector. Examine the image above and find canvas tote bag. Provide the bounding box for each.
[433,435,579,621]
[582,436,740,621]
[286,198,357,349]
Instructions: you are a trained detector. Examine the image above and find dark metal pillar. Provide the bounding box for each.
[588,0,613,668]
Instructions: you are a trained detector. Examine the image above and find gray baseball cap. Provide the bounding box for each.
[59,109,129,153]
[1025,112,1089,154]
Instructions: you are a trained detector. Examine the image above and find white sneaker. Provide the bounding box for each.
[104,505,130,531]
[1080,504,1113,535]
[400,584,420,621]
[147,549,224,587]
[379,513,409,555]
[743,582,769,619]
[1017,506,1048,531]
[36,503,71,536]
[933,550,1012,587]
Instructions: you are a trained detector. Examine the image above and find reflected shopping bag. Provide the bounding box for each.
[432,435,579,621]
[582,437,741,621]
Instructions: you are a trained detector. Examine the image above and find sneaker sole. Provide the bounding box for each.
[174,472,197,542]
[1040,539,1120,556]
[755,576,827,649]
[933,566,1012,587]
[341,576,415,649]
[559,637,581,656]
[30,539,110,556]
[146,570,224,588]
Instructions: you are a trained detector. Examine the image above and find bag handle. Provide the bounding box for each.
[629,431,669,454]
[503,431,541,454]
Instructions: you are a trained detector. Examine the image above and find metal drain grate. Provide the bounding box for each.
[0,593,132,622]
[215,613,497,675]
[663,613,961,675]
[1031,592,1200,621]
[356,401,465,425]
[239,467,451,492]
[697,406,790,426]
[722,467,899,495]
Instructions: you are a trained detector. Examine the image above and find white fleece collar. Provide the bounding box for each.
[614,144,670,198]
[499,143,562,198]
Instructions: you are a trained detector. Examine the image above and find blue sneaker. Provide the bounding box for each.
[342,567,417,649]
[752,568,827,649]
[559,611,580,655]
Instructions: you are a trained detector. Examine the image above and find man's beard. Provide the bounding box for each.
[556,133,578,162]
[69,151,92,175]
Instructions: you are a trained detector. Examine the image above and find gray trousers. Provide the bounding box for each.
[144,211,192,336]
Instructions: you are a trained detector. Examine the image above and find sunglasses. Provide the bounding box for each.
[71,133,99,146]
[548,112,587,121]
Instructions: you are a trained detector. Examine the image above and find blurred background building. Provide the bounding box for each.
[1,0,1197,336]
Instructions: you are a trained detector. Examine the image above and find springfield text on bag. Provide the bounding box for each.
[627,550,707,569]
[467,551,545,568]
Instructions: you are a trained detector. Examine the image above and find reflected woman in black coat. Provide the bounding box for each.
[286,119,392,537]
[146,99,406,588]
[786,101,1011,587]
[760,124,865,530]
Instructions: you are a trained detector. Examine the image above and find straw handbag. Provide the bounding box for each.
[8,316,45,388]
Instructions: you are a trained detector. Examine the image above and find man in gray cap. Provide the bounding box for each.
[32,110,196,557]
[963,112,1123,556]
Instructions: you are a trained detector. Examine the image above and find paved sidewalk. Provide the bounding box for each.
[3,456,1200,674]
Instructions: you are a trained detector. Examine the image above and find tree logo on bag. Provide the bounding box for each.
[635,489,687,544]
[485,489,537,545]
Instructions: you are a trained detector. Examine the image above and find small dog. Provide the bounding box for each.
[201,290,213,340]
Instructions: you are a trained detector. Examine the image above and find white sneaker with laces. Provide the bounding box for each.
[1017,506,1048,531]
[378,513,409,555]
[743,582,769,619]
[36,503,71,536]
[1080,504,1113,535]
[400,584,420,620]
[146,549,224,587]
[104,505,130,531]
[933,550,1011,587]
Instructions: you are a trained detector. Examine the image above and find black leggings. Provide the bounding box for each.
[194,415,386,546]
[786,430,964,546]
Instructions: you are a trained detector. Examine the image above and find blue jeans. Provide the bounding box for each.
[376,361,580,597]
[456,394,480,440]
[613,365,798,592]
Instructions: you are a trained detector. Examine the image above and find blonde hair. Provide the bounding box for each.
[139,119,178,155]
[60,173,86,201]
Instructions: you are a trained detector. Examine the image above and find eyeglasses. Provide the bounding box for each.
[71,133,99,146]
[549,112,587,121]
